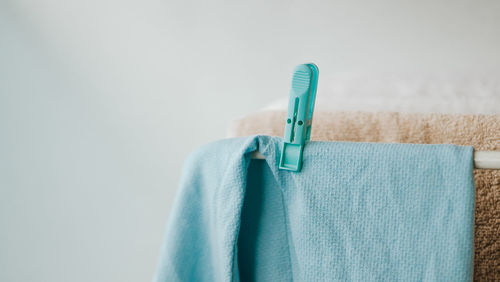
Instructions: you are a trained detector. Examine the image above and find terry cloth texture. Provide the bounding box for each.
[227,111,500,281]
[154,135,475,282]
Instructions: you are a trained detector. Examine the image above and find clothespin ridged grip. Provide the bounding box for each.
[279,63,319,172]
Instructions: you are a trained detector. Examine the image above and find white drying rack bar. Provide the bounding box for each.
[251,150,500,169]
[474,151,500,169]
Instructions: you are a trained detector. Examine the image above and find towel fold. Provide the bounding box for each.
[155,136,475,281]
[227,111,500,281]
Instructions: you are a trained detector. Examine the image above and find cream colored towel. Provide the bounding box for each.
[228,111,500,282]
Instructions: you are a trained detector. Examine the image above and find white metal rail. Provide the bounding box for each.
[251,150,500,169]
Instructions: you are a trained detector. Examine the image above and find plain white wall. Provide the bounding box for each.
[1,0,499,281]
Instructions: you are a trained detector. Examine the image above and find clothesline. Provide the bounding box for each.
[250,150,500,169]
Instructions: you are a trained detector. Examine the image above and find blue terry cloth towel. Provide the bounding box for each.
[154,135,475,282]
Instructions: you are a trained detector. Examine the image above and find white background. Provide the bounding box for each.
[1,1,499,281]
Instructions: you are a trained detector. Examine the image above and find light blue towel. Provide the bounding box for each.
[154,136,475,281]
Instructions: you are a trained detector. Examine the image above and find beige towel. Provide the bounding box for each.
[228,111,500,282]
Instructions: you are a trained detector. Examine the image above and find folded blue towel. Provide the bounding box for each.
[154,136,474,281]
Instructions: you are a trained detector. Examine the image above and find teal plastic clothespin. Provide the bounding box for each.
[279,63,319,172]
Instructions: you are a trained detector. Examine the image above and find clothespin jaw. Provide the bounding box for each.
[279,63,319,172]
